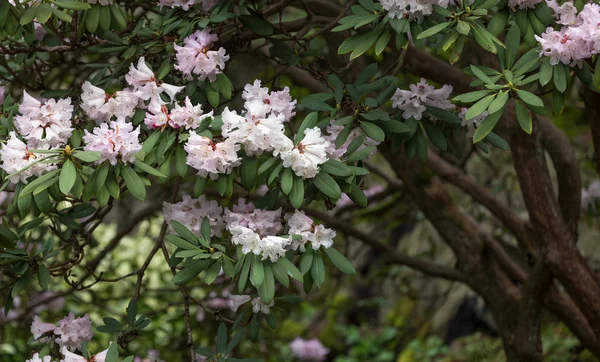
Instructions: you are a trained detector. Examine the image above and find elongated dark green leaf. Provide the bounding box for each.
[323,247,355,275]
[487,90,509,114]
[121,165,146,200]
[311,251,325,288]
[516,89,543,107]
[417,22,451,39]
[473,110,503,143]
[251,258,264,288]
[515,100,532,134]
[59,159,77,195]
[505,26,520,69]
[289,176,304,209]
[313,172,342,199]
[465,94,495,120]
[360,122,385,142]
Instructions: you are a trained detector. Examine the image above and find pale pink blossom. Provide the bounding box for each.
[184,133,241,179]
[54,313,93,351]
[14,91,73,147]
[0,132,58,184]
[163,195,225,237]
[82,119,142,165]
[392,79,454,120]
[289,338,329,362]
[174,29,229,82]
[276,128,330,179]
[126,57,184,104]
[251,297,274,314]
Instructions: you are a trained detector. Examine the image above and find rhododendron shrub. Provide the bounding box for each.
[1,0,600,361]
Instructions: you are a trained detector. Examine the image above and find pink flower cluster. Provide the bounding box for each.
[31,313,93,351]
[391,78,453,120]
[14,91,74,147]
[323,120,380,160]
[379,0,450,23]
[163,194,225,236]
[174,28,229,82]
[581,181,600,212]
[289,338,330,362]
[508,0,541,10]
[184,133,241,179]
[82,119,142,165]
[144,96,213,130]
[158,0,216,11]
[536,3,600,67]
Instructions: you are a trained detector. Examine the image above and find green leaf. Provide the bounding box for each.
[453,90,492,103]
[321,159,352,177]
[345,146,375,163]
[422,120,447,151]
[205,260,221,284]
[72,151,101,162]
[375,30,391,56]
[37,264,50,290]
[457,21,470,35]
[121,165,146,201]
[323,247,355,275]
[516,89,543,107]
[105,341,118,362]
[348,183,367,207]
[470,65,493,85]
[276,257,303,282]
[281,168,293,195]
[52,0,91,10]
[360,122,385,142]
[290,176,304,209]
[12,270,31,297]
[553,63,568,93]
[539,59,553,86]
[258,263,275,304]
[20,7,37,25]
[417,22,451,39]
[239,14,274,35]
[59,159,77,195]
[174,146,187,177]
[217,323,228,353]
[471,24,497,54]
[86,5,100,33]
[473,110,503,143]
[207,86,219,107]
[505,26,520,69]
[487,90,509,114]
[36,3,53,24]
[350,31,379,60]
[51,8,72,22]
[251,258,264,288]
[311,251,325,288]
[300,249,314,275]
[465,94,495,120]
[515,100,532,134]
[201,217,211,242]
[170,221,199,244]
[238,255,251,293]
[313,171,342,199]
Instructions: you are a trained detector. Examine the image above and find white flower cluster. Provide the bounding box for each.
[14,91,74,147]
[536,3,600,67]
[185,79,327,179]
[158,0,216,11]
[81,82,138,125]
[0,91,74,183]
[144,96,213,130]
[323,120,380,160]
[0,132,58,183]
[289,338,330,362]
[459,107,488,138]
[61,345,109,362]
[391,78,454,120]
[379,0,450,22]
[581,181,600,212]
[126,57,184,105]
[174,28,229,82]
[286,210,336,251]
[163,194,225,236]
[82,119,142,165]
[184,133,241,179]
[31,313,93,351]
[163,197,336,262]
[25,353,52,362]
[508,0,541,9]
[221,294,274,314]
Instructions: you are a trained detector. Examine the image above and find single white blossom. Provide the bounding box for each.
[391,79,453,120]
[126,57,184,105]
[251,297,274,314]
[276,127,329,179]
[0,132,58,184]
